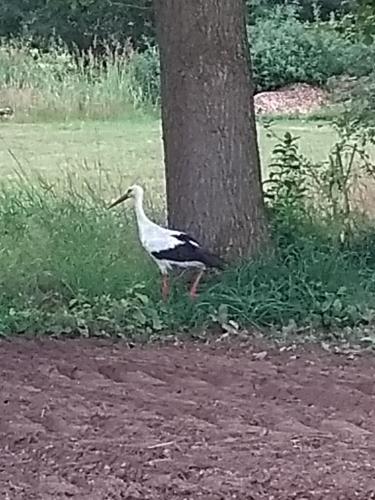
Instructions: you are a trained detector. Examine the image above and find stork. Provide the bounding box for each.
[108,185,224,300]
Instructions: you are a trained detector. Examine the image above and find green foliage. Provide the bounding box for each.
[263,127,308,222]
[334,0,375,44]
[127,44,160,107]
[357,0,375,43]
[203,237,375,332]
[313,115,374,236]
[0,0,154,51]
[250,5,374,91]
[248,0,354,24]
[330,72,375,137]
[263,114,375,245]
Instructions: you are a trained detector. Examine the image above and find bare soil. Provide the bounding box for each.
[1,338,375,499]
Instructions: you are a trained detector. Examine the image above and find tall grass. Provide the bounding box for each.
[0,171,159,335]
[2,170,375,340]
[0,38,159,121]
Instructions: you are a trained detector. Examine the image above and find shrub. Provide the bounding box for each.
[329,72,375,137]
[250,5,374,91]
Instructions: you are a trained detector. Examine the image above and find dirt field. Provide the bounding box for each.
[0,339,375,499]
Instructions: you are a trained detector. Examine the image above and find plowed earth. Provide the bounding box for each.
[1,339,375,499]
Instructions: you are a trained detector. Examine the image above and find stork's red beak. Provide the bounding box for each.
[108,191,130,209]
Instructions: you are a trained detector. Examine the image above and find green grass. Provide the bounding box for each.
[0,118,338,187]
[1,116,375,341]
[0,117,164,195]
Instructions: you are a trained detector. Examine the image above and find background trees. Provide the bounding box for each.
[0,0,154,50]
[0,0,358,51]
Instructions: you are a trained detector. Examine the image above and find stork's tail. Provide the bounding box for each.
[201,250,226,270]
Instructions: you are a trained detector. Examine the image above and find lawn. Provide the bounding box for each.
[0,117,337,196]
[0,117,164,196]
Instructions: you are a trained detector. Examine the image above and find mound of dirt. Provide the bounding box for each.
[254,83,329,115]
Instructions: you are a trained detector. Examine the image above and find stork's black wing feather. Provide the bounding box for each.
[173,232,200,246]
[151,238,225,270]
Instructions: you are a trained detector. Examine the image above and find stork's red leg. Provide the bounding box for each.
[162,274,169,301]
[189,270,204,299]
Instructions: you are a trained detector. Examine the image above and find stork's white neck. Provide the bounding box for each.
[133,189,155,233]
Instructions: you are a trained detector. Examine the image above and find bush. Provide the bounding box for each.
[250,5,374,91]
[329,72,375,136]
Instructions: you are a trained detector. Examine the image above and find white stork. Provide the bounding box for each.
[108,185,224,300]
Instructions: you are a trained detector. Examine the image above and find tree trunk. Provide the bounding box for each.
[153,0,269,260]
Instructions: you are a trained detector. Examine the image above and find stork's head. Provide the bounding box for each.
[108,184,143,209]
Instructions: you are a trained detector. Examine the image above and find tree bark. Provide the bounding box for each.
[153,0,269,260]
